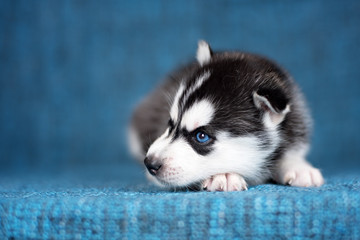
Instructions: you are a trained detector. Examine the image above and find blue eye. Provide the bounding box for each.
[196,131,210,143]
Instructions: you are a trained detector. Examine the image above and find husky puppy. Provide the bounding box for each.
[129,41,324,191]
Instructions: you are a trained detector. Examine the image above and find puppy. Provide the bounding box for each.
[128,40,324,191]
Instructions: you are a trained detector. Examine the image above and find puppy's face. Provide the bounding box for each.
[145,41,290,187]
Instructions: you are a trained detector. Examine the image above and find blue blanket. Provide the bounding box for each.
[1,174,359,239]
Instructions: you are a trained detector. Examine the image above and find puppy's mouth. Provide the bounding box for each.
[145,164,192,187]
[155,167,184,183]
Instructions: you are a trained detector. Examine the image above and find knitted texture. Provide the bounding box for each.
[0,175,359,239]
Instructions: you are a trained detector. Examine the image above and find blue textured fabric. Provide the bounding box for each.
[1,1,360,239]
[0,175,359,239]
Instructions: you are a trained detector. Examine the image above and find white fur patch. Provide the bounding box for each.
[203,133,271,184]
[170,71,211,124]
[146,128,171,158]
[196,40,211,66]
[170,83,185,122]
[181,71,211,106]
[180,99,215,131]
[191,71,211,95]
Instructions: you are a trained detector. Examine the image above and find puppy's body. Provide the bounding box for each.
[129,41,324,191]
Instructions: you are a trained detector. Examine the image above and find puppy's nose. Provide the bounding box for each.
[144,157,162,176]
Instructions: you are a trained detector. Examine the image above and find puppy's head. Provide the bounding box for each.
[145,41,290,187]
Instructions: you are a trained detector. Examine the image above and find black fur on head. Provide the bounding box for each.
[173,52,294,139]
[131,50,310,161]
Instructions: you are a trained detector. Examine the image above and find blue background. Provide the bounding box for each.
[1,0,359,174]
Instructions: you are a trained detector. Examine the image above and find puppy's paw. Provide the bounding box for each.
[203,174,227,191]
[202,173,248,192]
[226,173,248,191]
[282,166,324,187]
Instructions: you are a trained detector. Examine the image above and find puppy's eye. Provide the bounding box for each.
[195,131,210,143]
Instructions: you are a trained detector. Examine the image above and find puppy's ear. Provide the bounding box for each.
[196,40,213,66]
[253,87,290,127]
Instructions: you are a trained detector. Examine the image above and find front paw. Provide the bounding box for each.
[202,173,248,192]
[282,166,324,187]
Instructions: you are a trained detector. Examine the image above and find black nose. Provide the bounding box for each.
[144,157,162,176]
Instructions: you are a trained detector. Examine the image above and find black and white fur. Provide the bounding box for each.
[129,41,324,191]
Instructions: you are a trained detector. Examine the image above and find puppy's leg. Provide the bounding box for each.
[202,173,248,192]
[274,144,324,187]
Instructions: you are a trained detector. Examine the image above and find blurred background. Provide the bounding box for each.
[0,0,359,177]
